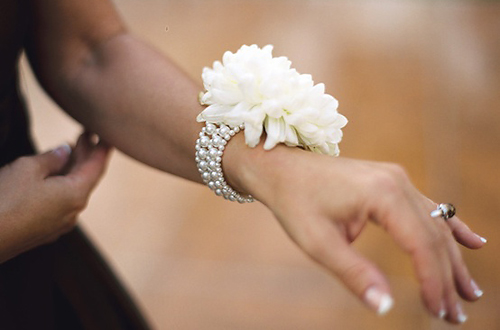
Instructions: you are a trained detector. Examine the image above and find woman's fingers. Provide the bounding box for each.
[300,219,393,315]
[396,203,483,323]
[412,235,466,323]
[357,162,484,323]
[371,186,457,319]
[0,133,112,262]
[446,216,487,249]
[369,165,487,323]
[425,202,485,319]
[444,230,484,302]
[65,132,112,195]
[44,132,111,213]
[443,283,467,324]
[398,219,450,318]
[29,143,72,177]
[425,197,486,249]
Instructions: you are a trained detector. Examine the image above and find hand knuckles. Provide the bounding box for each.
[370,170,403,196]
[383,163,409,180]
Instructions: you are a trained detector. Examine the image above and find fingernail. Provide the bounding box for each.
[88,133,100,145]
[476,234,487,243]
[438,301,446,319]
[52,144,72,157]
[471,279,483,298]
[456,303,467,324]
[364,287,394,315]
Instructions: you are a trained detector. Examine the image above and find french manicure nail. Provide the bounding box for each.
[438,301,446,319]
[471,279,483,298]
[364,287,394,315]
[52,144,72,157]
[476,234,487,243]
[456,303,467,324]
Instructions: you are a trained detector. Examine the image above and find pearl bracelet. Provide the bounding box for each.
[195,123,255,203]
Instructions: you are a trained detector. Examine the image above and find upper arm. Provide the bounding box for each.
[25,0,126,91]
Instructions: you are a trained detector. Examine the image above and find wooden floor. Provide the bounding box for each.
[22,0,500,329]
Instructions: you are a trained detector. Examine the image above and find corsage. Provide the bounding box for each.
[195,45,348,202]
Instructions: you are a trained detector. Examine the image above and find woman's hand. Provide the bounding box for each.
[0,132,111,263]
[224,135,485,324]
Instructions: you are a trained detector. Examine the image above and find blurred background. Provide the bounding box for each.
[20,0,499,329]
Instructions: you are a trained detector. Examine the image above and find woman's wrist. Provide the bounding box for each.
[222,132,301,204]
[220,133,257,196]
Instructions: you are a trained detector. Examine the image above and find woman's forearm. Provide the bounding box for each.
[38,33,206,182]
[26,0,211,182]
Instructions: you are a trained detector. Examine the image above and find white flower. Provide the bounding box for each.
[197,44,348,156]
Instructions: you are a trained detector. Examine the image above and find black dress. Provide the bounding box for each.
[0,1,150,329]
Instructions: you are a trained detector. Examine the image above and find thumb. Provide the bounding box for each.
[35,144,72,177]
[65,138,111,195]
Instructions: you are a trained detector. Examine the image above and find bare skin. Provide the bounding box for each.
[224,135,485,323]
[0,132,111,262]
[0,0,485,324]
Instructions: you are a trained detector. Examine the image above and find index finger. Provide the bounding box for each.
[377,198,449,318]
[67,136,112,194]
[298,217,394,315]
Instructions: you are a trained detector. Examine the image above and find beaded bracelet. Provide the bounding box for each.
[195,122,255,203]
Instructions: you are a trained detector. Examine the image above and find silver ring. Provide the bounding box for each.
[430,203,456,220]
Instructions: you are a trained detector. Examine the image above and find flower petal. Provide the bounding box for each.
[244,122,263,148]
[198,104,233,122]
[263,117,286,150]
[284,125,299,145]
[198,44,347,155]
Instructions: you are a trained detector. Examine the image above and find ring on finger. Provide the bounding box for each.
[430,203,456,221]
